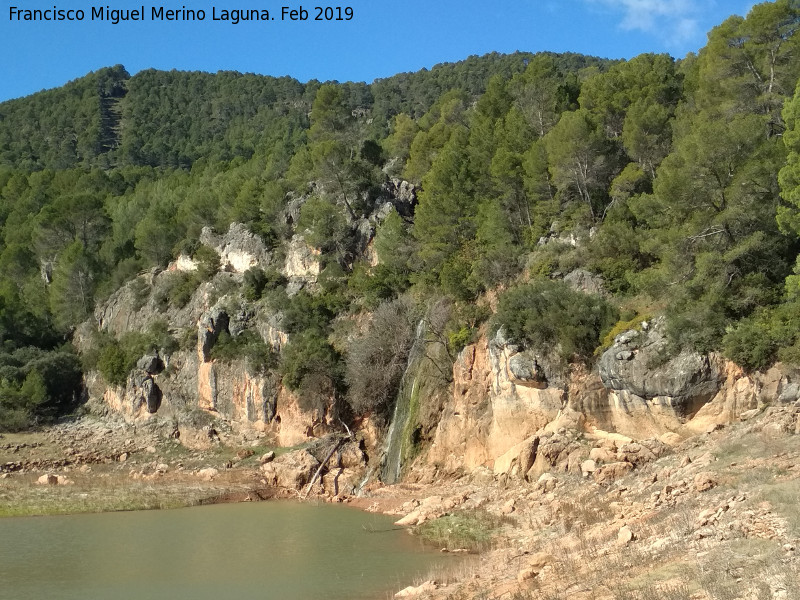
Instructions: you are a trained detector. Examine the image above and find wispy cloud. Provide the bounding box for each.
[588,0,712,46]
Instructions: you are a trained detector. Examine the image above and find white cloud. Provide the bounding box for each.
[590,0,711,45]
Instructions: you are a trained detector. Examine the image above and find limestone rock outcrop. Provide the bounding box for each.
[200,222,271,273]
[597,318,722,435]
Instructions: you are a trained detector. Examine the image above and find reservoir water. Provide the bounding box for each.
[0,501,454,600]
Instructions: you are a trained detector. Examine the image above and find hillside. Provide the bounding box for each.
[1,1,800,597]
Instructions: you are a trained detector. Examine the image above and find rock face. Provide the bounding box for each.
[597,318,722,435]
[598,321,720,401]
[427,330,565,473]
[81,219,800,488]
[283,234,321,287]
[421,319,788,479]
[81,223,334,449]
[563,268,606,296]
[200,223,271,273]
[260,449,320,490]
[383,178,417,218]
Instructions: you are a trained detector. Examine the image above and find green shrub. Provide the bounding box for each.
[129,277,151,311]
[209,329,276,373]
[493,279,618,362]
[347,263,411,309]
[242,267,286,301]
[193,244,220,280]
[280,330,342,392]
[723,301,800,370]
[93,321,179,386]
[596,312,652,355]
[415,510,511,552]
[160,272,202,308]
[0,348,82,431]
[97,342,129,386]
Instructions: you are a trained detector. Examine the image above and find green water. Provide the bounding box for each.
[0,501,455,600]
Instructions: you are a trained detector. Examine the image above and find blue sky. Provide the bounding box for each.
[1,0,757,102]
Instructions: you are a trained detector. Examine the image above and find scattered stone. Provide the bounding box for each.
[517,568,538,583]
[56,475,73,485]
[694,472,718,492]
[536,473,557,493]
[260,451,276,464]
[236,449,255,459]
[145,446,157,454]
[617,525,635,546]
[580,459,597,477]
[593,461,634,483]
[156,463,169,473]
[197,467,219,481]
[501,499,516,514]
[528,552,555,570]
[394,581,437,598]
[36,474,58,485]
[118,452,128,463]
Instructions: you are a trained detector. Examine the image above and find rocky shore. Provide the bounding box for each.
[3,399,800,600]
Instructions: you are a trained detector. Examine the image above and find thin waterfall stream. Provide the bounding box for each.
[380,319,426,484]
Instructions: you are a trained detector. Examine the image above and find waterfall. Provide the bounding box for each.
[380,319,426,484]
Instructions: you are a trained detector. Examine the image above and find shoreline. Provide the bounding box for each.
[4,408,800,600]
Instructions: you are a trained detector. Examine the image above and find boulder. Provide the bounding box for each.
[589,447,617,464]
[581,459,597,477]
[694,472,718,492]
[778,382,800,404]
[659,432,683,447]
[598,317,720,409]
[528,552,555,570]
[260,449,320,490]
[617,439,668,467]
[617,525,635,546]
[394,580,436,598]
[394,510,423,527]
[593,462,634,483]
[517,568,538,583]
[320,467,361,497]
[501,499,516,514]
[36,474,58,485]
[563,268,606,296]
[508,353,547,388]
[136,354,164,375]
[536,472,558,493]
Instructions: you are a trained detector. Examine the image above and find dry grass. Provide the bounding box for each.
[0,466,258,517]
[415,510,515,552]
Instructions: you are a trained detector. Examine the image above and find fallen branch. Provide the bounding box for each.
[302,437,346,499]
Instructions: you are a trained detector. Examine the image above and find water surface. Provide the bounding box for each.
[0,501,454,600]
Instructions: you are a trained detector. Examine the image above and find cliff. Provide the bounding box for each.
[78,219,800,494]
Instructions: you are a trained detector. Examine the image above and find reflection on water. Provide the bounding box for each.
[0,501,455,600]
